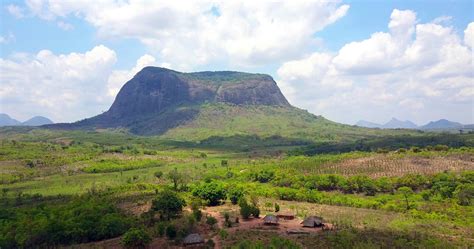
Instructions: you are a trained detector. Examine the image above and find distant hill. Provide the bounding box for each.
[382,118,418,129]
[0,114,54,127]
[420,119,463,130]
[355,120,382,128]
[46,67,419,142]
[356,118,418,129]
[356,118,471,131]
[0,114,21,126]
[22,116,54,126]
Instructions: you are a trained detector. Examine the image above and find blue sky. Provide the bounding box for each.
[1,0,473,124]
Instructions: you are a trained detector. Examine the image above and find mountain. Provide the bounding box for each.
[382,118,418,129]
[47,67,417,141]
[0,114,54,127]
[22,116,54,126]
[0,114,21,126]
[355,120,382,128]
[356,118,418,129]
[420,119,463,130]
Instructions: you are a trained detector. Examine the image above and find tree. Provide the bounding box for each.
[192,181,227,206]
[152,190,186,220]
[227,186,244,205]
[167,168,182,190]
[274,203,280,213]
[154,171,163,179]
[121,228,151,248]
[454,184,474,206]
[398,187,413,211]
[190,198,203,221]
[206,216,218,229]
[239,198,252,219]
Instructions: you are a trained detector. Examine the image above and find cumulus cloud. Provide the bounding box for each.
[107,54,157,97]
[278,10,474,124]
[22,0,349,69]
[6,4,25,18]
[0,45,118,122]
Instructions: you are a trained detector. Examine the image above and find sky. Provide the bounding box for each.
[0,0,473,125]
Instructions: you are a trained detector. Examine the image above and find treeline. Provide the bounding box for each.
[0,196,133,248]
[249,169,474,207]
[291,134,474,155]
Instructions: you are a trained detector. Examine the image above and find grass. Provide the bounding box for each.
[0,129,473,248]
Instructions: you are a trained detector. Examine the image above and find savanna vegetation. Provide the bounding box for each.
[0,128,473,248]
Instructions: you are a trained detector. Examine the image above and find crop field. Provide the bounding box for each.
[0,129,473,248]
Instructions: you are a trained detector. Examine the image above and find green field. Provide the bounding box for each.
[0,129,473,248]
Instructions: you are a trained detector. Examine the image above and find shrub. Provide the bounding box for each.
[192,181,227,206]
[121,228,151,248]
[154,171,163,179]
[227,186,244,205]
[275,203,280,212]
[166,225,177,239]
[152,190,186,220]
[206,216,218,228]
[454,184,474,206]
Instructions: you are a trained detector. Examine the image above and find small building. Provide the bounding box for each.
[277,213,295,220]
[263,214,279,225]
[302,216,324,228]
[183,233,205,246]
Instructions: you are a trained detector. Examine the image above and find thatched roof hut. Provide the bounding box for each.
[263,214,279,225]
[183,233,205,246]
[302,216,323,227]
[277,213,295,220]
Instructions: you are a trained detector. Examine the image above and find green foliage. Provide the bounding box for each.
[397,187,414,211]
[0,197,131,248]
[192,181,227,206]
[83,159,163,173]
[167,168,183,191]
[251,169,275,183]
[274,203,280,212]
[454,183,474,206]
[206,216,218,228]
[165,224,177,239]
[227,186,244,205]
[154,170,163,179]
[151,190,185,220]
[232,236,301,249]
[121,228,151,248]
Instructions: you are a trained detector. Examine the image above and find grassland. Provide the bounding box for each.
[0,129,473,248]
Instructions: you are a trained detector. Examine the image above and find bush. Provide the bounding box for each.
[192,181,227,206]
[227,186,244,205]
[275,203,280,212]
[152,190,186,220]
[166,225,177,239]
[121,228,151,248]
[252,169,275,183]
[154,171,163,179]
[454,184,474,206]
[206,216,218,228]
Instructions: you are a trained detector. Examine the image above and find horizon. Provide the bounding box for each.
[1,1,473,125]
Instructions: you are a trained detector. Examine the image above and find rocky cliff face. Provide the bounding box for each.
[50,67,291,134]
[106,67,289,119]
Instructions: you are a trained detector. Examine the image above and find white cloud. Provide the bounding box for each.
[0,45,118,122]
[57,21,73,31]
[465,22,474,48]
[107,54,156,97]
[22,0,349,70]
[6,4,25,18]
[277,10,474,124]
[0,33,15,44]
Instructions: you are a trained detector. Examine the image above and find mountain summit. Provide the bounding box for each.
[50,67,296,135]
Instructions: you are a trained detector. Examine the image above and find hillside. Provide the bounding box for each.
[47,67,420,141]
[0,114,53,127]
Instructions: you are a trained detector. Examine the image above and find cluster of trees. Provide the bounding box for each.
[0,197,132,248]
[271,170,473,202]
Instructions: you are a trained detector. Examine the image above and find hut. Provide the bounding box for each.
[263,214,279,225]
[277,213,295,220]
[183,233,205,246]
[302,216,324,228]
